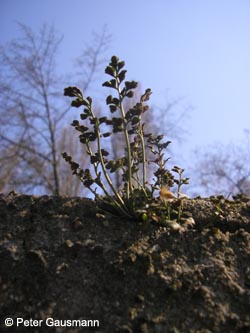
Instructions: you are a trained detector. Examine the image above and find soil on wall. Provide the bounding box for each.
[0,191,250,333]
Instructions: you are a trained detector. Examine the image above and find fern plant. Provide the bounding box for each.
[63,56,189,223]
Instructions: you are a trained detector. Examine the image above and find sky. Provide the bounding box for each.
[1,0,250,193]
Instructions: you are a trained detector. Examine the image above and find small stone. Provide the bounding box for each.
[117,325,133,333]
[84,239,95,247]
[150,244,161,253]
[65,239,74,248]
[72,217,83,231]
[56,262,69,274]
[135,294,145,303]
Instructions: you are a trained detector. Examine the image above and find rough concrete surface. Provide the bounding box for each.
[0,192,250,333]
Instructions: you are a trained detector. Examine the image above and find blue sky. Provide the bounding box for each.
[1,0,250,192]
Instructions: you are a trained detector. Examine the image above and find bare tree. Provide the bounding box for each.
[153,96,190,144]
[0,23,110,195]
[74,25,111,92]
[192,132,250,197]
[57,127,86,196]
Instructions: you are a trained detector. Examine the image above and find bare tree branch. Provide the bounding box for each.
[192,134,250,197]
[0,23,110,195]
